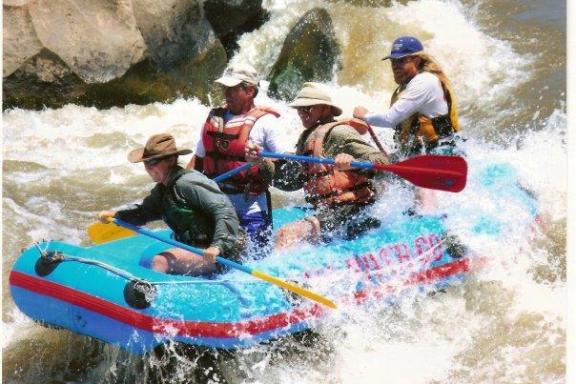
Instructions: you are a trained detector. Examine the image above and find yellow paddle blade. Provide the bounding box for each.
[252,270,337,309]
[87,222,135,244]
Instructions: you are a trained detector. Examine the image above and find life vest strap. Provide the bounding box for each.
[206,131,240,140]
[204,151,245,162]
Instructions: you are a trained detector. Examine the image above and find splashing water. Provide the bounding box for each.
[2,0,566,383]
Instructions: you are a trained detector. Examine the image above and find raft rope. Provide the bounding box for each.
[34,241,269,286]
[33,233,465,290]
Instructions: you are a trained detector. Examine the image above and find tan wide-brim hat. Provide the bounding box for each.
[289,82,342,116]
[127,133,192,163]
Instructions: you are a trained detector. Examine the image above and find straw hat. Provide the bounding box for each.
[289,82,342,116]
[127,133,192,163]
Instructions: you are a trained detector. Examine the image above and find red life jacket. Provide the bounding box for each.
[299,119,375,206]
[202,106,280,194]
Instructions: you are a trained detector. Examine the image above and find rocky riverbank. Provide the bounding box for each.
[3,0,344,110]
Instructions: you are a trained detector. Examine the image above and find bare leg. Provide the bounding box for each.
[151,247,218,276]
[415,187,438,214]
[275,217,321,250]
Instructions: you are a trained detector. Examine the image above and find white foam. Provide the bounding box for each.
[1,1,567,382]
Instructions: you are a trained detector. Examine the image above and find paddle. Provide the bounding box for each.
[366,124,387,155]
[88,222,134,245]
[88,163,254,244]
[111,218,337,309]
[259,151,467,193]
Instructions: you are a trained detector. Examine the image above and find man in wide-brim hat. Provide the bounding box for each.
[287,81,343,118]
[99,133,244,276]
[247,82,389,249]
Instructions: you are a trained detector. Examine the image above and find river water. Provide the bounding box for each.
[2,0,568,383]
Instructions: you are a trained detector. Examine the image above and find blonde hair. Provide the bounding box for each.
[413,52,451,88]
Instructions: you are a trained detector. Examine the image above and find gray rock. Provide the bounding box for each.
[133,0,216,69]
[267,8,341,101]
[3,5,43,77]
[3,0,228,109]
[3,49,88,109]
[27,0,147,83]
[3,0,32,5]
[129,0,228,103]
[203,0,269,57]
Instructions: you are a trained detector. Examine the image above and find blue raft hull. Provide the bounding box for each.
[9,163,540,353]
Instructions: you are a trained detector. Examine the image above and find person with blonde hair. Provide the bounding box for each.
[354,36,460,158]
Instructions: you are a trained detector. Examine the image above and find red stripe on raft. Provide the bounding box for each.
[348,258,471,304]
[9,257,470,338]
[9,271,324,338]
[407,258,469,285]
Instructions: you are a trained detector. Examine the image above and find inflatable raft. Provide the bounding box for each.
[9,163,539,353]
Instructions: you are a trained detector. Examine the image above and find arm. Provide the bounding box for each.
[361,96,420,128]
[248,114,284,183]
[186,133,206,170]
[325,125,389,165]
[176,178,240,256]
[245,134,305,191]
[355,74,437,128]
[112,185,165,226]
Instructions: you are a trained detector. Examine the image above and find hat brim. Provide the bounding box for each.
[289,98,342,116]
[382,51,422,61]
[215,76,243,87]
[215,76,259,87]
[127,148,192,163]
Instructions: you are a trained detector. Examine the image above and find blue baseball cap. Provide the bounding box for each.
[382,36,424,60]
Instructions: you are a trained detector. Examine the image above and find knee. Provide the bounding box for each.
[275,218,319,249]
[151,254,169,273]
[274,227,292,249]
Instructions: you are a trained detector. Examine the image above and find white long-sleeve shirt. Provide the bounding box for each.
[364,72,448,128]
[195,111,282,157]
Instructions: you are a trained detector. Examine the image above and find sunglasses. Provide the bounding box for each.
[144,158,163,167]
[391,56,413,65]
[296,106,315,114]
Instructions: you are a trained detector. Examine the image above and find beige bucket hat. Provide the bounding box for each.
[289,82,342,116]
[127,133,192,163]
[215,63,259,87]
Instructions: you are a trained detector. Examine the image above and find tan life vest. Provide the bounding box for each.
[298,120,375,207]
[391,73,460,155]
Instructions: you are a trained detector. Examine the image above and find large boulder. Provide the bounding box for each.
[203,0,269,58]
[3,49,84,109]
[129,0,228,103]
[27,0,146,82]
[267,8,341,101]
[2,0,228,110]
[133,0,219,69]
[3,5,43,77]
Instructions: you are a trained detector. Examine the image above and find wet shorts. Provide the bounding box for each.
[314,203,381,242]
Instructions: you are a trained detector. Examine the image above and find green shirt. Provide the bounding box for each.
[274,122,389,191]
[116,167,241,255]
